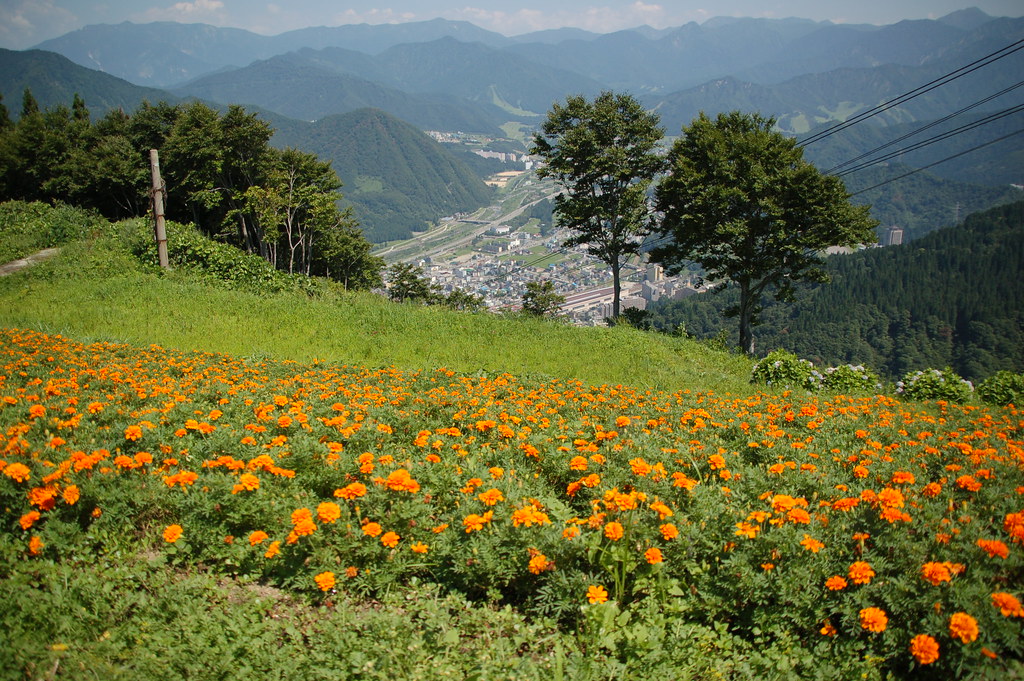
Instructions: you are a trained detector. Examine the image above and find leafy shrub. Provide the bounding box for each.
[815,364,882,394]
[750,349,814,390]
[976,370,1024,407]
[0,200,104,263]
[896,367,974,402]
[126,221,326,297]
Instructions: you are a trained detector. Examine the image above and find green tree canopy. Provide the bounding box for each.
[531,91,663,319]
[651,111,877,354]
[520,280,565,318]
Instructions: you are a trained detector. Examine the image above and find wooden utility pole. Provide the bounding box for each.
[149,149,169,269]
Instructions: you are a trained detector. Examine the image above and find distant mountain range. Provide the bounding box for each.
[3,8,1022,243]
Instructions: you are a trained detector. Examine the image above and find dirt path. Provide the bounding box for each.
[0,248,60,277]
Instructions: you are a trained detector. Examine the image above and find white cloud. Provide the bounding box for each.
[443,3,705,35]
[0,0,78,49]
[138,0,227,23]
[336,8,418,26]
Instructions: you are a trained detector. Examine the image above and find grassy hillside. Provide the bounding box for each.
[0,203,752,393]
[2,203,1022,681]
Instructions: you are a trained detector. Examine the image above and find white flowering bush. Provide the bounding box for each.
[750,350,815,390]
[818,364,882,394]
[896,367,974,403]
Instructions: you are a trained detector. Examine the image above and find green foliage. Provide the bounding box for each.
[649,200,1024,383]
[976,371,1024,407]
[276,108,493,243]
[387,262,441,304]
[532,91,664,319]
[0,201,103,263]
[652,110,877,353]
[896,367,974,403]
[814,364,882,394]
[521,281,566,318]
[0,97,382,290]
[750,349,815,390]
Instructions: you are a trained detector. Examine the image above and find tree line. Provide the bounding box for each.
[0,90,382,289]
[645,200,1024,381]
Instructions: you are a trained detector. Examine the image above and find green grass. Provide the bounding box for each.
[0,211,754,394]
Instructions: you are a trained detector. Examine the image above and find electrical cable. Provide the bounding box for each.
[825,80,1024,174]
[848,128,1024,196]
[834,103,1024,176]
[798,38,1024,147]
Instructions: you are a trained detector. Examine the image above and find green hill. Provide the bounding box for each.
[0,201,752,392]
[647,200,1024,381]
[273,109,495,243]
[0,48,178,115]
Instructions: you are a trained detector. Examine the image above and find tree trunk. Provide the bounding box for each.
[611,258,621,320]
[738,282,757,355]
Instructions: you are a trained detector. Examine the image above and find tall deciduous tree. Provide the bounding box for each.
[531,91,663,319]
[651,111,877,354]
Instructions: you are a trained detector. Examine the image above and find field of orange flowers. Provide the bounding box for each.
[2,327,1022,678]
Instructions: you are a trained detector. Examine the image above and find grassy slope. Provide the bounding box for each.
[0,226,754,395]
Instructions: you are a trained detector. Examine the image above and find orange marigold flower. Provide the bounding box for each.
[463,512,492,533]
[892,471,916,485]
[381,531,400,548]
[860,607,888,633]
[19,510,40,530]
[477,488,504,506]
[3,462,31,483]
[660,523,679,540]
[921,561,952,586]
[163,524,183,543]
[512,503,550,528]
[314,571,335,591]
[28,535,44,555]
[922,482,943,497]
[411,542,428,554]
[293,518,317,536]
[563,526,580,540]
[528,553,552,574]
[345,566,358,578]
[949,612,979,643]
[650,500,673,520]
[587,585,608,604]
[264,541,280,559]
[909,634,940,665]
[362,521,382,537]
[317,502,342,524]
[615,416,631,428]
[604,521,625,541]
[820,620,837,637]
[644,547,664,564]
[848,561,875,585]
[249,530,269,546]
[976,538,1009,559]
[335,482,367,500]
[800,535,825,553]
[991,592,1024,618]
[124,425,143,441]
[825,576,848,591]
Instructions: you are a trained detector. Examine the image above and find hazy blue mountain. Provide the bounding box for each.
[0,48,179,115]
[938,7,998,30]
[649,16,1024,135]
[508,27,600,44]
[33,22,276,88]
[173,52,508,133]
[370,37,604,114]
[271,108,494,242]
[33,19,511,88]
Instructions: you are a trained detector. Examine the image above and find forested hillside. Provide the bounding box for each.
[647,200,1024,381]
[272,108,494,243]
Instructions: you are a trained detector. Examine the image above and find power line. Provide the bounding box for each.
[798,38,1024,147]
[825,80,1024,174]
[848,128,1024,196]
[834,103,1024,177]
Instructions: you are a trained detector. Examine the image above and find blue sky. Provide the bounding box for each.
[1,1,1022,49]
